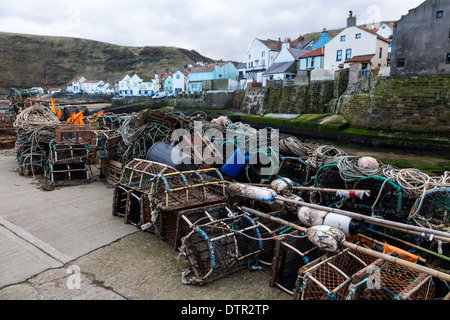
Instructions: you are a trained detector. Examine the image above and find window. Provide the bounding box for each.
[355,33,361,39]
[346,49,352,60]
[249,54,251,60]
[397,58,405,68]
[262,51,265,57]
[336,50,342,61]
[308,57,315,68]
[340,35,346,42]
[436,10,443,18]
[447,53,450,64]
[379,47,383,59]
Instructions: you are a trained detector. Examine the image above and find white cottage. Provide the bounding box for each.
[323,12,390,72]
[245,38,281,86]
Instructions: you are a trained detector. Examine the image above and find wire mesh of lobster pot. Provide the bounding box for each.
[275,156,315,187]
[113,159,228,245]
[409,187,450,233]
[112,159,178,218]
[346,255,435,300]
[248,209,305,266]
[179,212,263,285]
[348,175,410,221]
[54,123,95,145]
[16,141,47,176]
[293,247,378,300]
[311,164,349,207]
[140,167,228,245]
[269,230,326,296]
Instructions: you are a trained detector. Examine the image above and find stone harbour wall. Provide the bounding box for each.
[336,75,450,133]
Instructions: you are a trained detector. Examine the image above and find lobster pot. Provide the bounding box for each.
[16,142,47,176]
[0,113,17,149]
[180,214,263,285]
[112,184,129,218]
[270,230,326,296]
[97,114,127,130]
[47,162,89,183]
[54,124,94,145]
[250,210,304,264]
[106,159,123,186]
[116,159,227,244]
[312,164,349,207]
[410,187,450,231]
[49,142,90,165]
[293,248,377,300]
[348,259,435,300]
[139,169,228,244]
[350,176,410,221]
[276,157,315,186]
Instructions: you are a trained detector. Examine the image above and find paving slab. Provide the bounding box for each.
[0,155,137,288]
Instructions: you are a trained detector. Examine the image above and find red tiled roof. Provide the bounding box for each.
[48,88,61,91]
[298,47,324,58]
[344,54,375,63]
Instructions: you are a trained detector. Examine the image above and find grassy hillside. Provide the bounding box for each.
[0,32,214,94]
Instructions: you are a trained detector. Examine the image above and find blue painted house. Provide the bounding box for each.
[188,62,238,93]
[311,29,331,50]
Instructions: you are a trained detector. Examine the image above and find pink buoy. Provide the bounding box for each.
[358,156,379,170]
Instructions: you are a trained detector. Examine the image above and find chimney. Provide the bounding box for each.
[298,35,304,42]
[347,10,356,27]
[321,28,328,37]
[276,38,282,51]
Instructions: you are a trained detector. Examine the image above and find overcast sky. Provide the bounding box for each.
[0,0,424,62]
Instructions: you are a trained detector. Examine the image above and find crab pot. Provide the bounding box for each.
[312,164,349,207]
[293,248,377,300]
[250,209,304,264]
[180,214,263,285]
[270,230,326,295]
[54,124,94,145]
[350,176,406,221]
[112,184,130,217]
[175,204,231,250]
[116,159,228,245]
[348,258,435,300]
[276,156,315,186]
[124,189,145,227]
[49,143,90,165]
[47,163,89,183]
[16,142,47,176]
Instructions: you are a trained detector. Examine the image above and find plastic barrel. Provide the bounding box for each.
[146,142,197,171]
[221,148,249,178]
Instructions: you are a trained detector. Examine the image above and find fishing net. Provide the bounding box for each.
[179,213,263,285]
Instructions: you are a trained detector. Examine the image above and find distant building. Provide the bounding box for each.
[47,88,61,94]
[188,62,238,93]
[70,76,86,94]
[262,42,309,85]
[323,11,390,72]
[118,73,155,96]
[163,75,173,96]
[299,47,325,70]
[245,38,281,85]
[390,0,450,76]
[173,69,189,94]
[311,29,332,51]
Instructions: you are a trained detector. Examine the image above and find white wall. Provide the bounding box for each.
[324,26,381,71]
